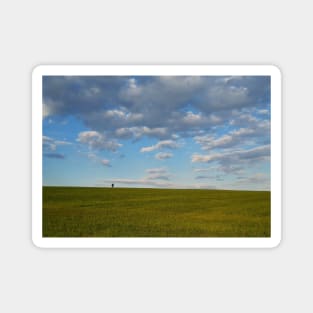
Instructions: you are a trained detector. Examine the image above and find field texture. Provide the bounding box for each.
[42,187,270,237]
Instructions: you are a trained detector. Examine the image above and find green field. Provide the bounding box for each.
[42,186,270,237]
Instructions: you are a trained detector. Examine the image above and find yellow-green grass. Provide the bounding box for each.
[43,186,270,237]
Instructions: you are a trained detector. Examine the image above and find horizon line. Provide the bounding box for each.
[42,185,270,192]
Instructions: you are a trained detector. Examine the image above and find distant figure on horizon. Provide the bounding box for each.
[112,184,114,188]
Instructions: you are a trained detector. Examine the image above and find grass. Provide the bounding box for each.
[42,186,270,237]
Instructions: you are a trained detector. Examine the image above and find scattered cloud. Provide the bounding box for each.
[145,174,170,180]
[99,178,216,189]
[194,119,270,151]
[145,167,171,180]
[43,135,71,152]
[145,167,167,174]
[192,145,270,163]
[193,167,218,173]
[155,152,173,160]
[43,153,65,159]
[43,76,270,144]
[86,152,111,167]
[229,173,270,190]
[240,173,269,184]
[258,109,270,115]
[77,131,122,152]
[140,140,180,153]
[43,75,271,190]
[43,102,52,119]
[191,145,270,176]
[217,165,244,175]
[100,159,111,167]
[114,126,169,140]
[195,175,224,181]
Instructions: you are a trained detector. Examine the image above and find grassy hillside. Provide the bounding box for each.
[42,187,270,237]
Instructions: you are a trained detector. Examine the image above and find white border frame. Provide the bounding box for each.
[32,65,281,248]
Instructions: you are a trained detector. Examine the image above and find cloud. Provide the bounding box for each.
[228,173,270,190]
[100,159,111,167]
[258,109,270,115]
[195,175,224,181]
[155,152,173,160]
[114,126,170,140]
[77,131,122,152]
[194,119,270,151]
[192,145,270,163]
[191,145,270,176]
[87,152,97,160]
[237,173,269,184]
[43,135,71,152]
[101,178,173,188]
[195,175,210,179]
[193,167,218,173]
[43,75,271,190]
[146,167,167,174]
[216,165,244,175]
[140,140,180,153]
[43,103,52,119]
[43,76,128,118]
[145,174,170,180]
[43,153,65,159]
[144,167,171,180]
[85,152,111,167]
[43,136,57,151]
[99,178,215,189]
[43,76,271,143]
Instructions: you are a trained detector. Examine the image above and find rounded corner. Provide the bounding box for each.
[269,235,282,249]
[32,64,45,79]
[31,236,45,249]
[269,64,282,79]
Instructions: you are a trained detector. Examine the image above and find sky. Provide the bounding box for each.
[42,75,271,190]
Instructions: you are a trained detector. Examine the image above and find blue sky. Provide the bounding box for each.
[43,76,270,190]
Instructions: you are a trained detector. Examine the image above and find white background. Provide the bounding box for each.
[0,1,311,312]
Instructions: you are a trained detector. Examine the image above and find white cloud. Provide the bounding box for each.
[192,153,217,163]
[145,167,170,180]
[139,127,169,138]
[100,159,111,167]
[85,152,111,167]
[155,152,173,160]
[195,174,224,181]
[195,134,232,150]
[43,136,57,151]
[182,111,202,124]
[238,173,269,184]
[191,145,270,175]
[195,120,270,151]
[114,126,169,140]
[206,85,249,110]
[193,167,218,173]
[140,140,180,153]
[43,152,65,159]
[145,173,170,180]
[87,152,97,160]
[258,109,269,115]
[43,76,271,190]
[99,178,215,189]
[77,131,122,152]
[43,103,51,119]
[228,173,270,190]
[104,109,127,119]
[43,76,270,143]
[119,78,142,99]
[145,167,167,174]
[43,135,71,152]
